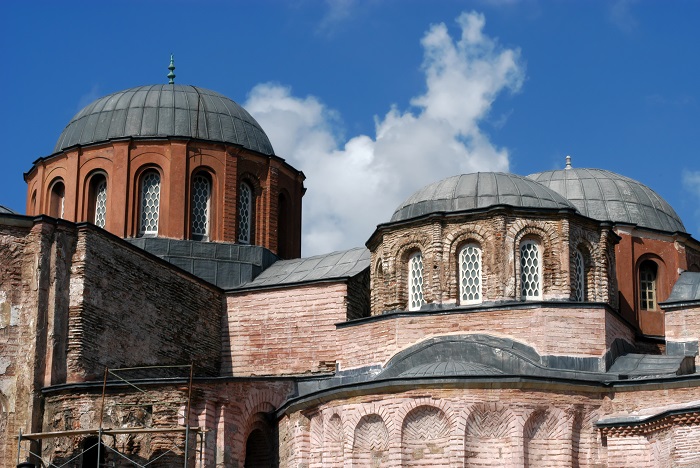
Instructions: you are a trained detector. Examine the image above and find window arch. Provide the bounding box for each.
[139,170,161,236]
[520,239,542,300]
[238,181,254,244]
[49,179,65,219]
[459,243,482,304]
[87,173,108,228]
[30,190,37,215]
[408,251,425,311]
[639,260,658,311]
[572,249,586,301]
[191,172,212,240]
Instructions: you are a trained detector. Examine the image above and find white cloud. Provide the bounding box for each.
[246,11,524,256]
[609,0,638,34]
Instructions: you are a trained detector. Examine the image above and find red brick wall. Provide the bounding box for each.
[665,305,700,367]
[225,283,349,375]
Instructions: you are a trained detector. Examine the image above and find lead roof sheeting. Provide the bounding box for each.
[391,172,576,223]
[241,247,370,288]
[666,272,700,302]
[528,168,686,233]
[53,84,275,155]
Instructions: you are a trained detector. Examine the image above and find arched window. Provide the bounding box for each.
[639,260,658,311]
[238,181,253,244]
[30,190,37,215]
[408,251,425,310]
[572,249,586,301]
[459,243,482,304]
[49,180,65,219]
[191,172,211,240]
[88,174,108,228]
[520,240,542,300]
[139,170,161,236]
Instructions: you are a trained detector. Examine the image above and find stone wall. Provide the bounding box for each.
[369,210,617,315]
[665,304,700,367]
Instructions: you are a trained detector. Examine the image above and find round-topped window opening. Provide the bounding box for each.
[520,240,542,300]
[139,171,161,236]
[459,244,482,305]
[191,173,211,240]
[408,251,425,310]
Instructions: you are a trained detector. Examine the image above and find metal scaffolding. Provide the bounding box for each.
[16,364,202,468]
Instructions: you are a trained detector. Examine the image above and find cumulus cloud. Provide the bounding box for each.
[246,12,524,256]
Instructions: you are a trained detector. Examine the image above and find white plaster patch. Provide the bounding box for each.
[10,305,20,326]
[0,357,10,374]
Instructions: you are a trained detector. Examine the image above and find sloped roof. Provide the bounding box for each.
[237,247,370,289]
[664,271,700,304]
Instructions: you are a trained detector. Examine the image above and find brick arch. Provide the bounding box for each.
[188,166,217,240]
[463,402,519,467]
[352,413,390,467]
[132,164,165,237]
[371,257,387,314]
[571,237,596,301]
[523,406,573,467]
[80,169,110,223]
[445,230,489,304]
[323,412,345,468]
[394,238,431,309]
[237,172,261,245]
[309,412,324,468]
[510,222,561,300]
[399,400,455,467]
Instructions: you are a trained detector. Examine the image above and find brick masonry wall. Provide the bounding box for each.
[369,210,617,315]
[665,305,700,367]
[70,226,223,381]
[336,306,634,371]
[0,218,77,466]
[279,385,700,468]
[224,283,348,375]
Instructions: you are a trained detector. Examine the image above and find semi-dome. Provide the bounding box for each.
[528,167,685,233]
[53,84,274,155]
[390,172,577,223]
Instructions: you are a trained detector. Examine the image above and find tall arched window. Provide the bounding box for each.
[238,181,253,244]
[572,249,586,301]
[639,260,658,311]
[520,240,542,300]
[49,180,65,219]
[459,243,482,304]
[191,172,211,240]
[139,170,161,236]
[88,174,108,229]
[408,251,425,310]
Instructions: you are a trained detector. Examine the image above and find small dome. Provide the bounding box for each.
[528,168,685,233]
[54,84,274,155]
[390,172,577,223]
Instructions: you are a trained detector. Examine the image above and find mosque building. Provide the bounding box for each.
[1,63,700,467]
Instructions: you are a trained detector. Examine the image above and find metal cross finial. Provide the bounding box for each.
[167,54,176,84]
[565,155,572,169]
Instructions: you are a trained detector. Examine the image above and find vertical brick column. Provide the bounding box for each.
[223,150,239,243]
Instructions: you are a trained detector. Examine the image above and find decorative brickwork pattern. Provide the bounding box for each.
[524,407,572,467]
[353,414,389,467]
[401,406,451,467]
[369,211,617,314]
[464,402,518,466]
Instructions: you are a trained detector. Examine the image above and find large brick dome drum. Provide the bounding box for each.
[390,172,577,223]
[53,84,275,155]
[529,168,685,233]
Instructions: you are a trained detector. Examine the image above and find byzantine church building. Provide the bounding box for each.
[1,68,700,467]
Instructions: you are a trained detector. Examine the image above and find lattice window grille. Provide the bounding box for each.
[191,174,211,238]
[520,241,542,299]
[408,252,425,310]
[573,250,585,301]
[238,182,252,244]
[94,179,107,228]
[139,172,161,235]
[640,263,657,310]
[459,244,482,304]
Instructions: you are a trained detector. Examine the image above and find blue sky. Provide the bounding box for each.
[1,1,699,255]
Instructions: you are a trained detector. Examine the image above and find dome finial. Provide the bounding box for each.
[565,155,572,170]
[167,54,176,84]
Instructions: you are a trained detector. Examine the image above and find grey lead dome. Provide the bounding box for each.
[528,168,685,234]
[391,172,577,223]
[54,84,274,155]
